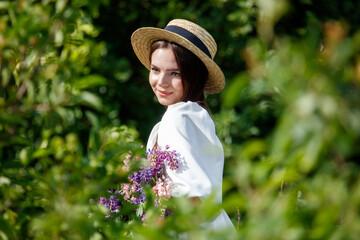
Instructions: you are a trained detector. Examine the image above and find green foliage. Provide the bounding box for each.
[1,0,360,239]
[216,7,360,239]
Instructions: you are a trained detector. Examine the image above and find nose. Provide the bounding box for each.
[157,73,169,87]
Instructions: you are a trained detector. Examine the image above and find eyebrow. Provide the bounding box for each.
[151,64,179,72]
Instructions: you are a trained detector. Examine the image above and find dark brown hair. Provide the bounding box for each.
[149,40,209,110]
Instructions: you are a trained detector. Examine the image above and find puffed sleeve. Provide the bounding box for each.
[157,102,224,200]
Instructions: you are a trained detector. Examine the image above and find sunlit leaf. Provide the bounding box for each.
[73,74,107,90]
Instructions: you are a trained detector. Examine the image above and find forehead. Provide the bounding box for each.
[150,48,179,69]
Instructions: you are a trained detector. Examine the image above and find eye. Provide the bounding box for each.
[171,72,180,77]
[151,67,160,73]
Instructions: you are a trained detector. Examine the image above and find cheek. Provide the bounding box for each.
[149,73,157,88]
[174,79,183,93]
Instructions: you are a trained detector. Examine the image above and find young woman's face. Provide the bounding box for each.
[149,48,183,106]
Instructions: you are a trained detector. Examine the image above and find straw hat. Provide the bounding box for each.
[131,19,225,94]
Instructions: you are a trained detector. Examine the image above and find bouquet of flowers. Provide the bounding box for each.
[96,145,180,222]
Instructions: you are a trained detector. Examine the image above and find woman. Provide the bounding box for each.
[131,19,235,232]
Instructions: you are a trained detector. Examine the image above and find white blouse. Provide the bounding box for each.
[146,101,236,232]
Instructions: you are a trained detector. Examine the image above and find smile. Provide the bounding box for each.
[157,89,172,97]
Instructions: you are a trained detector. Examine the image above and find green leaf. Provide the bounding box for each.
[32,149,52,159]
[0,113,25,125]
[73,74,107,90]
[223,74,249,108]
[76,91,103,111]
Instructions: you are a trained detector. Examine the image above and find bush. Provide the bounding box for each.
[1,0,360,239]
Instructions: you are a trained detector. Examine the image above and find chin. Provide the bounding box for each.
[158,100,171,106]
[157,98,176,106]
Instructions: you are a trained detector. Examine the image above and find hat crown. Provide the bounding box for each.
[166,19,217,60]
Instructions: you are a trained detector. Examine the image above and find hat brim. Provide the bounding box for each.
[131,27,225,94]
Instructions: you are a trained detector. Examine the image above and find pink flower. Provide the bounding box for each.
[120,183,131,201]
[152,177,172,205]
[122,153,132,172]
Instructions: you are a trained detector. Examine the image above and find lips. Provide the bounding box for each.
[157,89,172,97]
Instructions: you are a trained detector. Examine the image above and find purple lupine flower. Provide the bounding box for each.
[109,195,121,213]
[132,190,146,205]
[148,146,179,173]
[96,145,180,222]
[98,192,122,216]
[164,208,174,218]
[129,166,154,184]
[98,197,107,205]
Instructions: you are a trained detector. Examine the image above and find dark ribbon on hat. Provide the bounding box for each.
[164,25,212,59]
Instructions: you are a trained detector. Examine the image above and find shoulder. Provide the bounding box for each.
[163,101,210,122]
[160,101,215,134]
